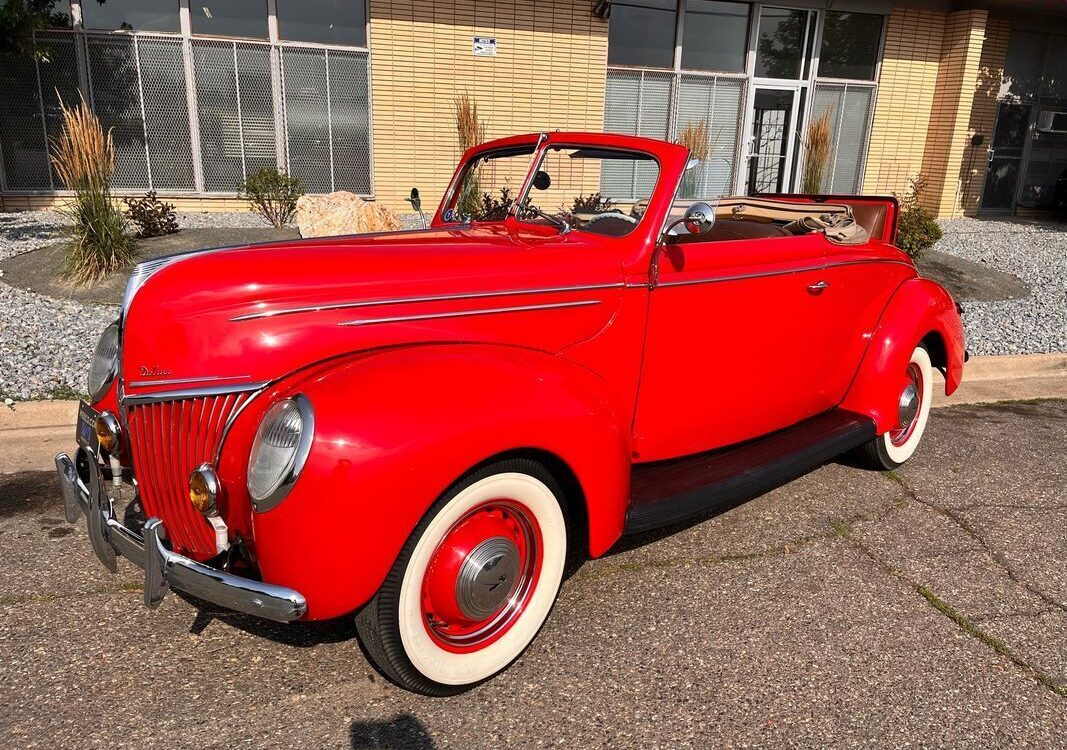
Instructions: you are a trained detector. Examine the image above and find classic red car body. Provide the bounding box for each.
[73,131,965,627]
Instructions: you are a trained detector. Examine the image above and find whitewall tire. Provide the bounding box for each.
[355,458,568,695]
[851,344,934,470]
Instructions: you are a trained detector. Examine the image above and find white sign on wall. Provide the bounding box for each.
[473,36,497,56]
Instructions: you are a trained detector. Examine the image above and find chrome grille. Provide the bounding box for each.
[125,393,252,559]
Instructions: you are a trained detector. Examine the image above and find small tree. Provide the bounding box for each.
[0,0,69,59]
[894,176,943,259]
[50,94,133,284]
[801,108,832,194]
[239,168,304,228]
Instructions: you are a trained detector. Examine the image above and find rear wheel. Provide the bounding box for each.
[850,344,933,470]
[354,458,568,695]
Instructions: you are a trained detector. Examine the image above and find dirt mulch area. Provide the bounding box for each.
[917,249,1030,302]
[0,227,299,306]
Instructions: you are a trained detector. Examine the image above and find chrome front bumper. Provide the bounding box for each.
[56,447,307,622]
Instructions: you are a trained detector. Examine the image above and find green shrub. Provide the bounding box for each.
[239,168,304,228]
[894,176,943,259]
[478,187,514,220]
[123,191,178,237]
[50,96,133,285]
[571,192,616,213]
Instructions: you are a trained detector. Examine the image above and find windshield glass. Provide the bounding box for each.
[442,145,536,224]
[441,144,661,238]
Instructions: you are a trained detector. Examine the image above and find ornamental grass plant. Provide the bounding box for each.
[801,108,833,194]
[677,121,711,198]
[454,92,486,219]
[50,94,133,285]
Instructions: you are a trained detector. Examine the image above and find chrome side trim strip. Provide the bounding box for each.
[122,381,269,405]
[126,374,254,388]
[339,299,601,327]
[230,282,625,322]
[654,258,915,289]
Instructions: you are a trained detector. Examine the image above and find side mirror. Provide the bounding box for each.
[532,170,551,191]
[406,187,422,212]
[683,202,716,234]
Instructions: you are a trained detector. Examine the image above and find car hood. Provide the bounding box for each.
[119,224,626,396]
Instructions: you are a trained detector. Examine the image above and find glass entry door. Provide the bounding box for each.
[981,102,1031,211]
[746,87,800,194]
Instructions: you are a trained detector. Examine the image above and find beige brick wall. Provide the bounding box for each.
[863,8,946,204]
[367,0,609,211]
[958,16,1010,215]
[920,9,988,217]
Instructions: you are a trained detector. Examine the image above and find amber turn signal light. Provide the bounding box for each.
[94,412,121,456]
[189,463,222,515]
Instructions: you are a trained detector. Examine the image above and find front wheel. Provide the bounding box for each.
[849,344,934,470]
[354,459,568,695]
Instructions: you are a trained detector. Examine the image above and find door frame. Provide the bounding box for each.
[741,82,805,195]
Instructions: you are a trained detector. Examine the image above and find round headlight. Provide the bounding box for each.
[87,321,120,401]
[247,395,314,512]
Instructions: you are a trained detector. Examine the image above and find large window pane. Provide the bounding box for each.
[755,7,808,79]
[81,0,179,32]
[278,0,367,47]
[608,0,677,69]
[602,69,673,198]
[818,11,882,81]
[191,0,268,39]
[674,75,744,198]
[681,1,748,73]
[810,83,874,193]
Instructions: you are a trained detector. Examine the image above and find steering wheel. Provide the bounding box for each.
[583,212,638,236]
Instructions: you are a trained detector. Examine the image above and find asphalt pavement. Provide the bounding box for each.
[0,400,1064,749]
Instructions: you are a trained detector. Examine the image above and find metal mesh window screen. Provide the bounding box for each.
[0,33,80,191]
[328,50,371,195]
[2,32,372,196]
[193,40,277,191]
[674,75,744,199]
[812,82,874,193]
[602,69,674,200]
[282,47,333,194]
[137,37,195,191]
[86,35,151,191]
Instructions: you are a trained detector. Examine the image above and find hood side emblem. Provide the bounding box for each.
[139,366,172,378]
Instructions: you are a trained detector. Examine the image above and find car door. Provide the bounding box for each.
[631,231,835,462]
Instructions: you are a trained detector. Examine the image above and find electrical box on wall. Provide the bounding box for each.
[1036,110,1067,134]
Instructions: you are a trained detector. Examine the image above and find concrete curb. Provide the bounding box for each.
[2,353,1064,474]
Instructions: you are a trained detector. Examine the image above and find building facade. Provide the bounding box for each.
[1,0,1065,217]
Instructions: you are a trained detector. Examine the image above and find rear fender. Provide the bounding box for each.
[840,278,965,433]
[247,344,630,620]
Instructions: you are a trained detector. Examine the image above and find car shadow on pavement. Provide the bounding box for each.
[349,713,436,749]
[174,590,359,646]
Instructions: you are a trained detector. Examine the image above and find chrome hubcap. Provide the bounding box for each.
[455,536,521,620]
[898,382,920,432]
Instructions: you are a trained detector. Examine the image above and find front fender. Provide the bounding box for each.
[245,344,631,620]
[840,278,966,433]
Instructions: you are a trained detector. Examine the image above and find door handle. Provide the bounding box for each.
[807,280,830,294]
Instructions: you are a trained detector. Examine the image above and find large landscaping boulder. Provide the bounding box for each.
[295,191,403,238]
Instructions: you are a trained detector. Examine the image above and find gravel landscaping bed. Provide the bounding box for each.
[0,211,1062,400]
[934,218,1066,356]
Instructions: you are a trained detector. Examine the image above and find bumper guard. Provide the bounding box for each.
[56,447,307,622]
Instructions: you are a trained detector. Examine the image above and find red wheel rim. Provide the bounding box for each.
[420,500,543,654]
[890,361,924,447]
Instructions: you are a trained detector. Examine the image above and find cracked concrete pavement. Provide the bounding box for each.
[0,400,1064,749]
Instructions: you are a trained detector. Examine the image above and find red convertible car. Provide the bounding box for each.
[57,132,965,695]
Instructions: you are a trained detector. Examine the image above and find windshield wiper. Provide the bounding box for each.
[518,199,570,234]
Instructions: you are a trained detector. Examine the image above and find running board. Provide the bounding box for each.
[625,409,876,534]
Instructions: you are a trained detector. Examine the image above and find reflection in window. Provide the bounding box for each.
[681,1,749,73]
[278,0,367,47]
[818,12,882,81]
[80,0,179,32]
[607,0,678,69]
[755,7,810,79]
[191,0,268,39]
